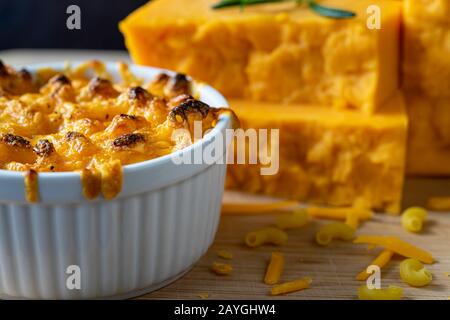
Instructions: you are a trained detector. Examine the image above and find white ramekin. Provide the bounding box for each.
[0,62,232,299]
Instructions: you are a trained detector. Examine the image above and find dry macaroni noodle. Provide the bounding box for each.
[400,258,433,287]
[401,207,427,233]
[245,227,288,248]
[315,222,356,246]
[271,277,312,296]
[264,252,285,285]
[358,285,403,300]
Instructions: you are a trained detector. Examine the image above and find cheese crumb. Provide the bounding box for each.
[198,293,209,299]
[211,262,233,276]
[217,250,233,260]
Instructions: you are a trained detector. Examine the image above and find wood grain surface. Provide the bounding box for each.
[139,180,450,300]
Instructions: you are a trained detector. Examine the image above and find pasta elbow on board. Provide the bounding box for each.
[245,227,288,248]
[401,207,428,233]
[358,285,403,300]
[316,222,356,246]
[400,258,433,287]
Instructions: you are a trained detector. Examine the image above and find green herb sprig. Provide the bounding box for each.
[212,0,356,19]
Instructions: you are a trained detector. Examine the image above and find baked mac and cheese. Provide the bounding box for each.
[0,60,232,201]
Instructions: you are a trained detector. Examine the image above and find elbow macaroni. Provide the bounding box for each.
[400,258,433,287]
[245,227,288,248]
[271,277,312,296]
[315,222,356,246]
[401,207,427,233]
[275,209,309,230]
[358,285,403,300]
[264,252,285,285]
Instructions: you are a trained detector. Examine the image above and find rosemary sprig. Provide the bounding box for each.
[212,0,356,19]
[308,1,355,19]
[212,0,287,10]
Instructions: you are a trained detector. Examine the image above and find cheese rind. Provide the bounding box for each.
[226,93,408,214]
[120,0,401,113]
[403,0,450,97]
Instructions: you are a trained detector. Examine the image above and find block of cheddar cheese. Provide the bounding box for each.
[403,0,450,97]
[402,0,450,176]
[120,0,402,114]
[226,92,408,214]
[406,93,450,176]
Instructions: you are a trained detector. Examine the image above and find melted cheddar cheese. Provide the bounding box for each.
[0,60,228,201]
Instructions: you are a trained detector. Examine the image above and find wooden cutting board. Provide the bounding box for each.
[139,180,450,300]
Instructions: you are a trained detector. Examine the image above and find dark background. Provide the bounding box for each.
[0,0,149,50]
